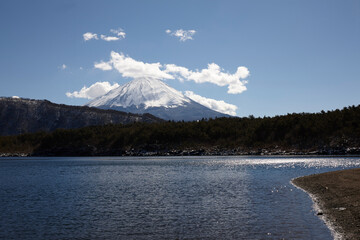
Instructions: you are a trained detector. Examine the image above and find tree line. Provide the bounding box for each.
[1,105,359,156]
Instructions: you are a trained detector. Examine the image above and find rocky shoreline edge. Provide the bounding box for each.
[1,146,360,157]
[292,168,360,240]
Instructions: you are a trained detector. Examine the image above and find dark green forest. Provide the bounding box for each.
[1,105,360,156]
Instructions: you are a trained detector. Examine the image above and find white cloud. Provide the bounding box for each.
[227,81,248,94]
[94,61,113,71]
[100,35,120,41]
[83,28,125,42]
[165,63,249,94]
[110,28,126,39]
[83,32,98,41]
[66,82,120,99]
[101,51,174,80]
[166,29,196,41]
[94,51,249,94]
[59,64,67,70]
[164,64,189,81]
[184,91,238,116]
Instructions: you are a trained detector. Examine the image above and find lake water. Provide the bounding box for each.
[1,156,360,240]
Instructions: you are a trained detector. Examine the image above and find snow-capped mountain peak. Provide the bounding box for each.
[86,78,229,121]
[87,78,190,109]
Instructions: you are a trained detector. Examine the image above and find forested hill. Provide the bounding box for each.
[0,97,162,136]
[1,105,360,156]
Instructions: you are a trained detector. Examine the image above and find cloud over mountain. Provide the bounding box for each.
[94,51,249,94]
[165,63,249,94]
[184,91,238,116]
[66,82,120,99]
[109,52,173,80]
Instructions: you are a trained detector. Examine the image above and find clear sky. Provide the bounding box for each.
[1,0,359,117]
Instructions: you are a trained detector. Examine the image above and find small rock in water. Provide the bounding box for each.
[317,212,323,215]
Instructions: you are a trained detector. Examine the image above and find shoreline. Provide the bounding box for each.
[1,147,360,158]
[292,168,360,240]
[1,152,360,158]
[290,180,342,240]
[1,153,360,158]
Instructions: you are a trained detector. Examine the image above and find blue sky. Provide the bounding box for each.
[0,0,359,117]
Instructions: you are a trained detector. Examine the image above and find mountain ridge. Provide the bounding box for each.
[0,97,162,136]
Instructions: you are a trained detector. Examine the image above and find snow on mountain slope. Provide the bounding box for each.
[86,78,229,121]
[88,78,190,109]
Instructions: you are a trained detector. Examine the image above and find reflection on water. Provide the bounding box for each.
[0,156,359,239]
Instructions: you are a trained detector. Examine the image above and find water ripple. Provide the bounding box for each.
[0,156,359,239]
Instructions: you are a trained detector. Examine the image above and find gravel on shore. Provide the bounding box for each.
[292,168,360,240]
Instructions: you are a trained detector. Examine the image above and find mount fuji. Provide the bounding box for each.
[86,78,230,121]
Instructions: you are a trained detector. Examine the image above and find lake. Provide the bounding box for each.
[1,156,359,239]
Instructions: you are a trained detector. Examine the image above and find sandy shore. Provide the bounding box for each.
[292,168,360,240]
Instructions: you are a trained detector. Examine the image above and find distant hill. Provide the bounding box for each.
[0,97,162,136]
[86,78,230,121]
